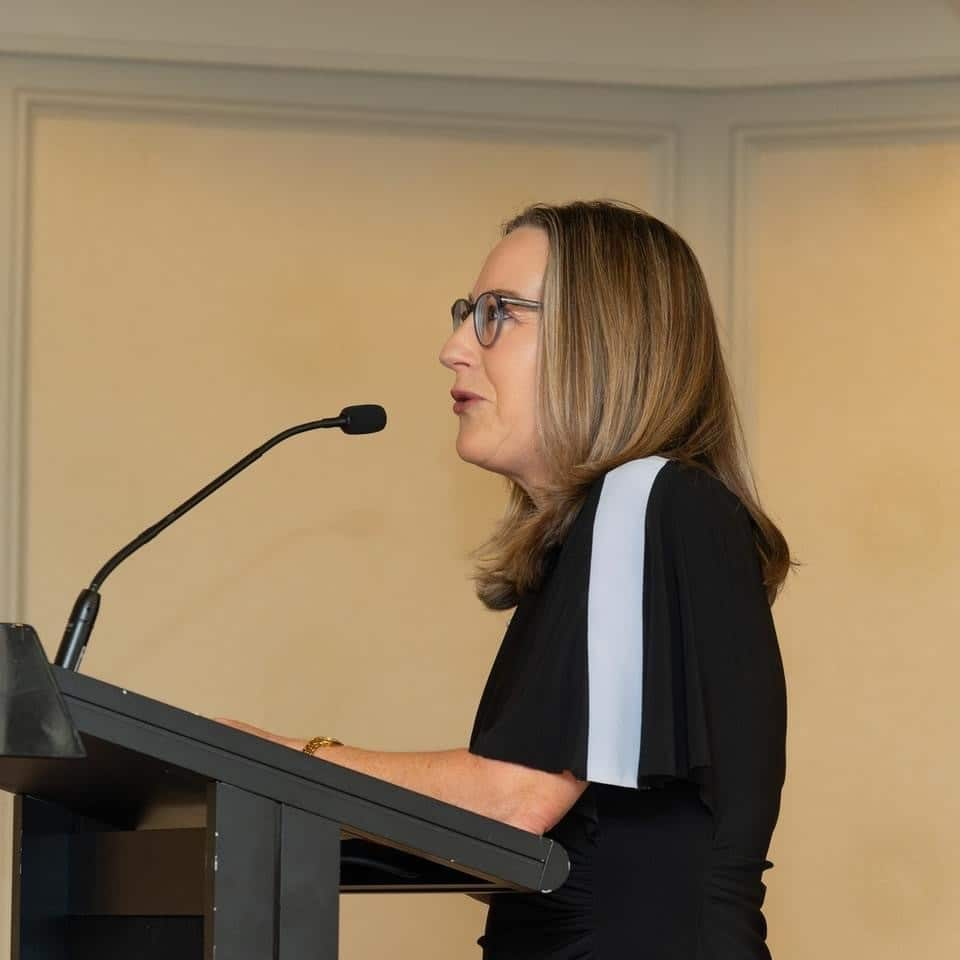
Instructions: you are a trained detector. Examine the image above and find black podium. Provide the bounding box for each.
[0,624,570,959]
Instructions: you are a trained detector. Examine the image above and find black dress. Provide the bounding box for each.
[468,457,787,959]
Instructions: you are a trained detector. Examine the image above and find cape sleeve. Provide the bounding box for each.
[467,458,786,822]
[638,460,786,820]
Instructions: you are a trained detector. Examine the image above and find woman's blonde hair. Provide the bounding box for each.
[472,199,796,610]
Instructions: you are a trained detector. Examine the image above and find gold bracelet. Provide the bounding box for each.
[303,735,343,755]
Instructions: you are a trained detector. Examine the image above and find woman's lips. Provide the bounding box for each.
[453,397,481,414]
[451,389,484,414]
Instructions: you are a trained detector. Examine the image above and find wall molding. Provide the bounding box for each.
[0,79,677,618]
[728,114,960,449]
[0,85,30,620]
[3,61,960,620]
[1,31,959,90]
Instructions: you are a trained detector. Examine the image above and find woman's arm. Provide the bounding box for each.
[214,719,587,836]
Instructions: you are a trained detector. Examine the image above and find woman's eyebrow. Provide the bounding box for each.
[468,287,532,301]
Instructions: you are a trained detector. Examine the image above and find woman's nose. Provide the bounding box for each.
[439,319,476,371]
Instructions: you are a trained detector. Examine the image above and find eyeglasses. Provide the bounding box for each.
[450,291,542,347]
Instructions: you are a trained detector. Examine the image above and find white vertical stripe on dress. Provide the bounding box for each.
[585,456,669,787]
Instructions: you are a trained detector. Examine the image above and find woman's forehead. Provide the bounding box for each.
[470,227,548,300]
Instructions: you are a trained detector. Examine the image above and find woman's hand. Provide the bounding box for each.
[212,717,308,753]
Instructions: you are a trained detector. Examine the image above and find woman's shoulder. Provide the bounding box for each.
[598,456,752,538]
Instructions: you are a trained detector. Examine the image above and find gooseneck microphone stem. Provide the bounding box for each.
[54,405,386,672]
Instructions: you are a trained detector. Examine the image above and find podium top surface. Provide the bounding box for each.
[0,662,570,894]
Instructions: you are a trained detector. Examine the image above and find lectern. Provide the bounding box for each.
[0,624,570,959]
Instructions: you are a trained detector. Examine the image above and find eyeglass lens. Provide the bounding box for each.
[475,293,500,345]
[451,293,502,346]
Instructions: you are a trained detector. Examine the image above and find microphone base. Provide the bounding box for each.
[55,589,101,672]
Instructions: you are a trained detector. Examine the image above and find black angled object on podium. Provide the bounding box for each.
[0,624,570,959]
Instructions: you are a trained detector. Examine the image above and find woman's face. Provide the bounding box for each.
[439,226,550,499]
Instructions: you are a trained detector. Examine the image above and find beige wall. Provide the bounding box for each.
[7,105,661,958]
[0,53,957,960]
[746,136,960,957]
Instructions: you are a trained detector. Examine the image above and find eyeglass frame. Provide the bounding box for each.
[450,290,543,347]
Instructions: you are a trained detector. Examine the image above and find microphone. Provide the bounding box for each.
[53,404,386,672]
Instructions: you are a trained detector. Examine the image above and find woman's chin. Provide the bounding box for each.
[455,438,482,467]
[455,435,495,472]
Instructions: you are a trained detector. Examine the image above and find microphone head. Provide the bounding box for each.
[339,404,387,435]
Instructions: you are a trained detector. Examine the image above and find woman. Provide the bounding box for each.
[221,199,791,958]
